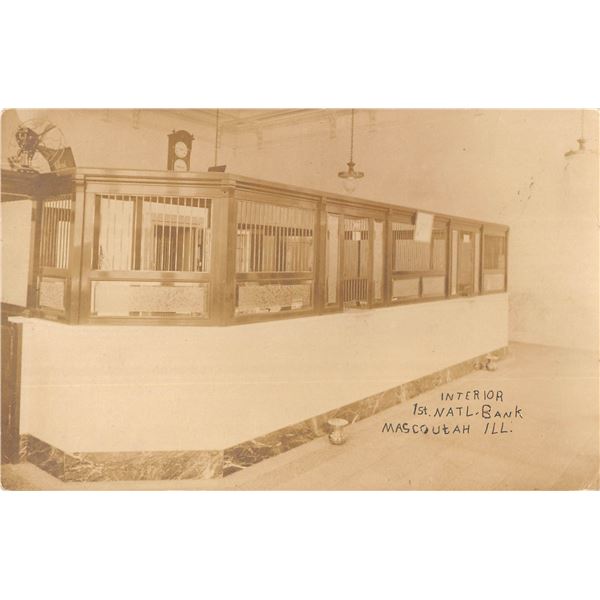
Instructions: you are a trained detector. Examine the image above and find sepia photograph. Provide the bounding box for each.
[1,107,598,491]
[2,3,600,600]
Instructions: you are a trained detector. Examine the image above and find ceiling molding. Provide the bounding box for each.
[161,109,353,133]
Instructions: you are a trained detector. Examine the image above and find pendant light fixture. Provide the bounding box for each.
[338,108,364,193]
[208,109,227,172]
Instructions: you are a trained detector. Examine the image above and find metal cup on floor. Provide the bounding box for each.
[328,418,349,445]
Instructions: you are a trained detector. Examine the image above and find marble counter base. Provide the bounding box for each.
[223,346,509,475]
[21,346,508,481]
[20,435,222,482]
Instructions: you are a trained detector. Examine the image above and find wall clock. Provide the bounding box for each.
[167,129,194,171]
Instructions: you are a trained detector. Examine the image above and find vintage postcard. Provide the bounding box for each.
[1,108,598,490]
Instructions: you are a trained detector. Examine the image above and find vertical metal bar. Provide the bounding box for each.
[46,201,53,266]
[62,196,68,270]
[259,200,265,272]
[190,197,195,272]
[56,200,62,268]
[175,196,180,271]
[57,199,63,268]
[134,196,143,270]
[278,204,282,271]
[280,203,284,272]
[237,200,241,273]
[281,205,286,272]
[186,197,192,272]
[274,204,279,271]
[43,202,50,267]
[260,201,266,272]
[289,206,294,272]
[254,201,259,272]
[249,201,254,272]
[236,200,241,272]
[48,200,55,267]
[40,201,48,267]
[158,196,163,271]
[165,196,171,271]
[48,199,56,267]
[39,202,46,267]
[289,207,294,272]
[252,202,260,272]
[292,208,297,272]
[58,201,63,267]
[272,205,277,271]
[75,180,95,324]
[61,197,66,269]
[264,203,271,272]
[297,208,302,271]
[191,197,195,272]
[250,201,256,272]
[54,199,59,266]
[243,200,247,273]
[130,196,136,270]
[204,198,209,272]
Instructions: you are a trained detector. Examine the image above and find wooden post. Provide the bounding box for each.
[209,186,236,325]
[1,321,22,464]
[367,217,374,308]
[74,176,95,324]
[314,197,326,314]
[26,198,42,311]
[385,209,393,305]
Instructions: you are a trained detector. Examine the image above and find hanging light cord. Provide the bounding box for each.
[214,109,220,166]
[580,108,584,140]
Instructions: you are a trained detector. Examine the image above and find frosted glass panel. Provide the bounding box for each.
[92,281,208,317]
[373,220,384,301]
[326,214,339,305]
[39,277,65,311]
[236,282,312,315]
[392,278,419,300]
[422,276,446,297]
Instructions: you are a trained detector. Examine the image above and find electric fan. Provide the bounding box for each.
[7,119,75,173]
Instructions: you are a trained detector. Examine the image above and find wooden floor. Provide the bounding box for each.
[2,342,598,491]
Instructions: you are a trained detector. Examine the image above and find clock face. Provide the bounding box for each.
[173,158,188,172]
[174,141,189,158]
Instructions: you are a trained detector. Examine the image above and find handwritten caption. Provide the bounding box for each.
[381,389,524,436]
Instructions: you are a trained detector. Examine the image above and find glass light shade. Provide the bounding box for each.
[342,177,358,194]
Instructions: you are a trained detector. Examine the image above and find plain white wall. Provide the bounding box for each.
[1,200,32,306]
[16,294,508,453]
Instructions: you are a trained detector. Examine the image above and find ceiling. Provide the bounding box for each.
[160,109,352,133]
